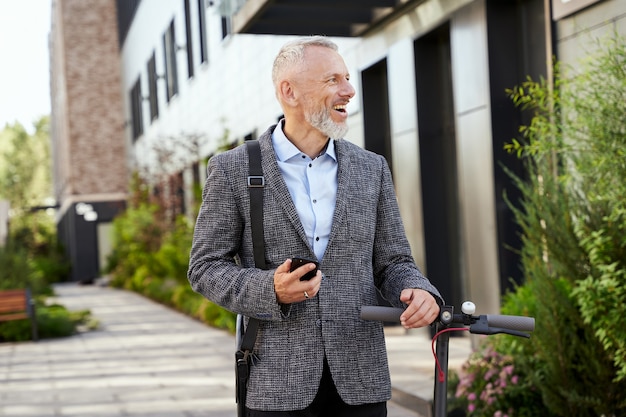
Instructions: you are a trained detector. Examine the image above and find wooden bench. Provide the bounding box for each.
[0,289,38,341]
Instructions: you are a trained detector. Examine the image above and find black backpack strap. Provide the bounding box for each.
[241,140,266,352]
[246,140,267,270]
[236,140,266,415]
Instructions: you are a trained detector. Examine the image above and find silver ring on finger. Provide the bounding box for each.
[304,291,309,299]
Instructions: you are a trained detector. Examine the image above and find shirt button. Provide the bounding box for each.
[308,163,312,168]
[312,199,317,204]
[315,237,320,241]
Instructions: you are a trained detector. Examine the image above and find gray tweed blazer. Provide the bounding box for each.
[188,125,442,411]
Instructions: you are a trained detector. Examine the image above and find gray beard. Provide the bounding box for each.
[306,108,348,139]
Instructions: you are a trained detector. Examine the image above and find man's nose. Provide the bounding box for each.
[341,79,355,98]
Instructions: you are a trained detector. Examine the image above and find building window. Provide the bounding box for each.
[197,0,208,63]
[163,19,179,102]
[147,51,159,122]
[130,77,144,141]
[184,0,194,78]
[221,16,231,39]
[116,0,141,48]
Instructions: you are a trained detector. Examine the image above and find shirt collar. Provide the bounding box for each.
[272,120,337,163]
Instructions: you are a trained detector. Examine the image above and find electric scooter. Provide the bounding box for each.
[361,302,535,417]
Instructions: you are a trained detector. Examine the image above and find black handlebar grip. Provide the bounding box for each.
[486,315,535,332]
[360,306,404,322]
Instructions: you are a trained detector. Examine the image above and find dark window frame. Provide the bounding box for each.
[130,76,144,141]
[197,0,208,63]
[184,0,194,78]
[221,16,231,39]
[163,19,179,102]
[147,51,159,121]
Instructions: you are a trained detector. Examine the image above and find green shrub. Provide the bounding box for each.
[499,34,626,416]
[0,244,40,292]
[452,342,545,417]
[0,211,70,296]
[104,202,165,282]
[0,301,96,342]
[451,34,626,417]
[197,298,237,332]
[106,182,237,333]
[172,285,204,316]
[153,216,194,285]
[0,319,33,342]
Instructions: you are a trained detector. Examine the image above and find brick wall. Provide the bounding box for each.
[52,0,128,201]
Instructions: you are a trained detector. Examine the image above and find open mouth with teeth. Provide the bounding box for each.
[333,104,347,113]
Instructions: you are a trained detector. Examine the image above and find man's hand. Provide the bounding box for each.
[399,289,439,329]
[274,259,322,304]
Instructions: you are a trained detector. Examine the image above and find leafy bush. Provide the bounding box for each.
[0,244,43,293]
[0,301,96,342]
[104,202,165,286]
[507,36,626,384]
[452,343,544,417]
[36,304,96,339]
[450,34,626,417]
[0,119,87,342]
[0,212,70,296]
[105,177,237,333]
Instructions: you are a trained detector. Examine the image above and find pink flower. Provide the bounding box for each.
[511,375,519,385]
[468,404,476,413]
[468,392,477,401]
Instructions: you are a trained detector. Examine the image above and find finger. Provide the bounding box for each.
[400,291,436,327]
[291,262,318,281]
[399,289,420,319]
[278,259,292,273]
[400,297,424,327]
[305,271,323,296]
[399,288,414,304]
[403,299,439,328]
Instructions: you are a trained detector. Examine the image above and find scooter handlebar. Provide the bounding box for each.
[360,305,535,335]
[486,314,535,333]
[360,306,404,323]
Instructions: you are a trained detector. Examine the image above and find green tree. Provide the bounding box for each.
[0,118,80,342]
[104,129,239,332]
[0,117,69,291]
[0,117,52,212]
[503,34,626,415]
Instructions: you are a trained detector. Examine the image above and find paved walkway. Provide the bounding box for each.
[0,284,472,417]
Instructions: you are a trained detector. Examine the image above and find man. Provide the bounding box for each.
[188,36,442,417]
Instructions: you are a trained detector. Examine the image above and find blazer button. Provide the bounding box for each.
[315,319,322,327]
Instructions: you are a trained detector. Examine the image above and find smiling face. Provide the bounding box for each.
[278,44,355,141]
[295,46,354,139]
[294,46,355,139]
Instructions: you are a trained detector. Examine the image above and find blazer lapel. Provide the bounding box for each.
[327,139,351,251]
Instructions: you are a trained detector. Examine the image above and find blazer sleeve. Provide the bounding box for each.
[371,154,444,306]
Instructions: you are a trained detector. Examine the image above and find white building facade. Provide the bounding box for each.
[51,0,626,310]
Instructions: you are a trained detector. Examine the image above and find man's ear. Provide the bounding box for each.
[278,80,297,107]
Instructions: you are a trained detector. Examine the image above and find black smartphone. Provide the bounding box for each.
[290,257,319,281]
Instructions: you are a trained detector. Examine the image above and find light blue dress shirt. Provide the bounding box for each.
[271,122,338,261]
